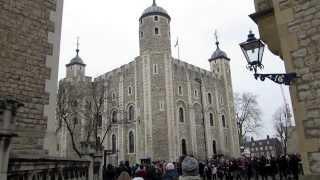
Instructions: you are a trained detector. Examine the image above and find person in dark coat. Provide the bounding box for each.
[104,164,116,180]
[279,155,288,180]
[289,154,301,180]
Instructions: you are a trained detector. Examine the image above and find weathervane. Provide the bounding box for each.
[215,30,220,48]
[76,36,80,55]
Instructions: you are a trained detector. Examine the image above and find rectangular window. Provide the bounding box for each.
[155,27,159,35]
[154,16,158,21]
[159,101,164,111]
[153,64,158,74]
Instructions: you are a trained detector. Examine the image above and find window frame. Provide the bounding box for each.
[179,107,185,123]
[208,93,212,104]
[178,86,183,96]
[153,64,159,74]
[128,105,134,121]
[222,115,226,128]
[209,113,214,126]
[112,111,117,123]
[128,131,135,153]
[155,27,159,35]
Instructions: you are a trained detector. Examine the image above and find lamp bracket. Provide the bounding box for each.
[254,73,299,85]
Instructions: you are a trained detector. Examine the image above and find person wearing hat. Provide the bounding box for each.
[179,156,201,180]
[163,163,179,180]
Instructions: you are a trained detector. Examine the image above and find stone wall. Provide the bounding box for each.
[287,0,320,174]
[0,0,63,155]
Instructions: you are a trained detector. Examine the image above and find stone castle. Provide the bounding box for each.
[59,1,240,163]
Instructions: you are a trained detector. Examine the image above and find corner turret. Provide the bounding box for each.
[66,38,86,78]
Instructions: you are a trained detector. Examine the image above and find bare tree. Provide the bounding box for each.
[234,92,262,146]
[273,104,292,155]
[57,80,111,158]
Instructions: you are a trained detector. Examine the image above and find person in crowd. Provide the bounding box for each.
[204,163,212,180]
[163,163,179,180]
[135,165,147,179]
[279,155,288,180]
[211,164,217,180]
[117,171,131,180]
[104,164,116,180]
[179,156,201,180]
[289,154,301,180]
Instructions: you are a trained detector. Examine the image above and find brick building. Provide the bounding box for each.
[245,136,282,158]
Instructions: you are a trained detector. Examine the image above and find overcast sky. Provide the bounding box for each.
[58,0,293,139]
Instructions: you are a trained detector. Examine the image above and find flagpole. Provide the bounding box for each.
[178,43,180,60]
[175,37,180,59]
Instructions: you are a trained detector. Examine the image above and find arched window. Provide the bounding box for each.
[128,106,134,121]
[154,16,158,21]
[208,93,212,104]
[179,107,184,122]
[213,140,217,155]
[112,111,117,123]
[178,86,183,95]
[209,113,214,126]
[129,131,134,153]
[222,115,226,128]
[182,139,187,155]
[112,135,116,153]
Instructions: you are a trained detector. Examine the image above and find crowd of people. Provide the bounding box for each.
[103,154,303,180]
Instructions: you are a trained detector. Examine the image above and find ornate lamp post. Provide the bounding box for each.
[239,31,298,85]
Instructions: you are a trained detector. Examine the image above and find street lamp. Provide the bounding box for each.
[240,31,298,85]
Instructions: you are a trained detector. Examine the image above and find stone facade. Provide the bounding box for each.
[251,0,320,175]
[58,1,240,164]
[0,0,64,156]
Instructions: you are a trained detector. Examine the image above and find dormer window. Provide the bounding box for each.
[155,27,159,35]
[154,16,158,21]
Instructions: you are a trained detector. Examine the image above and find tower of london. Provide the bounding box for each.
[58,0,240,164]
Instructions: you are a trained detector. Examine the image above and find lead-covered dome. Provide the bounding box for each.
[140,0,170,20]
[66,49,86,67]
[209,42,230,61]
